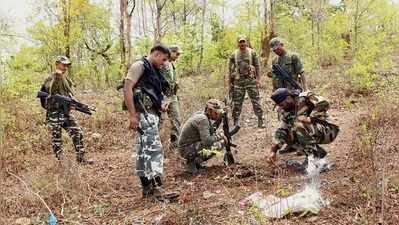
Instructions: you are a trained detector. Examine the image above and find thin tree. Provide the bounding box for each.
[197,0,206,72]
[260,0,276,66]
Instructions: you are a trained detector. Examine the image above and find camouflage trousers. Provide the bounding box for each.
[178,141,223,163]
[275,121,339,157]
[167,95,181,143]
[232,77,263,121]
[47,111,84,156]
[135,113,163,179]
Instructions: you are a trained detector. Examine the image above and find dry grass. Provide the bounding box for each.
[1,66,398,224]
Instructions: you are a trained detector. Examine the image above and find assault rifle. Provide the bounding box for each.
[272,64,303,91]
[37,91,95,115]
[221,111,241,165]
[131,92,149,135]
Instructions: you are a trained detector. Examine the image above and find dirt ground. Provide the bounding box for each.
[1,62,398,224]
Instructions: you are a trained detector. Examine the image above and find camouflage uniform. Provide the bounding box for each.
[273,91,339,158]
[229,48,263,124]
[269,38,305,90]
[160,62,181,145]
[40,73,85,160]
[135,112,164,178]
[178,111,224,172]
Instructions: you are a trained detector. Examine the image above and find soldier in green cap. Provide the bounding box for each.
[159,45,182,148]
[177,99,228,174]
[38,56,93,164]
[229,36,264,128]
[268,37,307,91]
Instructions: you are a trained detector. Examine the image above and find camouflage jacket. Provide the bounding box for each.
[40,73,74,110]
[278,91,330,131]
[159,61,177,93]
[271,51,304,89]
[229,48,260,79]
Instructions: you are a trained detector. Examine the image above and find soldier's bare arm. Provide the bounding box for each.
[123,79,139,130]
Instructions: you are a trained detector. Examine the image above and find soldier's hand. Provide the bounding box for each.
[222,134,229,144]
[128,113,140,130]
[297,115,311,124]
[256,79,262,88]
[266,151,277,165]
[161,102,170,112]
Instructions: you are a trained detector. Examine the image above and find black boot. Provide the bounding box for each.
[76,152,94,165]
[233,118,240,127]
[140,176,154,198]
[257,116,265,128]
[186,159,199,174]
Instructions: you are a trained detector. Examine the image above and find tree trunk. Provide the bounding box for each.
[154,0,166,43]
[260,0,275,66]
[127,0,135,68]
[119,0,127,74]
[61,0,71,58]
[197,0,206,73]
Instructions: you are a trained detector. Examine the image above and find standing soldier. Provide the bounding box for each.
[229,36,264,128]
[123,44,178,201]
[39,56,93,164]
[267,88,339,172]
[268,37,307,91]
[177,99,227,174]
[160,45,183,148]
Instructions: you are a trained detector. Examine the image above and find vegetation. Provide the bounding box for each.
[1,0,399,224]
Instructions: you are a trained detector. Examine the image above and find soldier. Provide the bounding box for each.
[177,99,227,174]
[39,56,93,164]
[268,37,307,91]
[267,88,339,172]
[159,45,182,148]
[229,36,264,128]
[123,44,178,201]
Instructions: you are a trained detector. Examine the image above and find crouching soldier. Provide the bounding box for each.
[267,88,339,172]
[177,99,228,174]
[39,56,93,165]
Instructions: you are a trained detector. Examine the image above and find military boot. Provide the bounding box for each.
[257,116,265,128]
[76,152,94,165]
[186,159,199,174]
[140,176,154,198]
[55,151,62,161]
[233,118,240,127]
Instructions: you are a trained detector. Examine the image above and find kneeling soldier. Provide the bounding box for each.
[177,99,228,174]
[267,88,339,172]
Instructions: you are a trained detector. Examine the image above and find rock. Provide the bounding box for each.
[15,217,31,225]
[202,191,215,199]
[91,132,102,140]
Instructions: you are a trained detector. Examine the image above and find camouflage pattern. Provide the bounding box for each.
[160,62,178,91]
[274,91,339,156]
[167,95,181,141]
[232,78,263,121]
[179,141,223,164]
[229,49,263,121]
[47,111,84,156]
[177,111,224,160]
[41,73,85,158]
[135,113,164,179]
[160,62,181,142]
[271,51,304,90]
